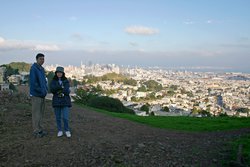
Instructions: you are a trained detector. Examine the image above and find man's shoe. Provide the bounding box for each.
[65,131,71,138]
[57,131,63,137]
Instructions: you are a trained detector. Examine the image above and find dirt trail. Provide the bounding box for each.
[1,100,250,167]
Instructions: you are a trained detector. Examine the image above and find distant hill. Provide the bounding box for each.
[227,75,250,81]
[1,62,31,72]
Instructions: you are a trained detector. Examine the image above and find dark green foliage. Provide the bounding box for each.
[219,112,228,117]
[227,135,250,167]
[143,80,163,91]
[88,96,134,114]
[9,83,17,92]
[131,96,137,102]
[1,62,31,74]
[84,73,131,84]
[73,88,96,105]
[9,62,31,72]
[236,108,250,113]
[150,112,155,116]
[123,78,137,86]
[140,104,149,112]
[0,64,19,79]
[73,88,134,114]
[84,75,101,83]
[167,90,175,96]
[46,71,55,93]
[138,85,147,92]
[200,110,211,117]
[169,85,178,90]
[162,106,169,112]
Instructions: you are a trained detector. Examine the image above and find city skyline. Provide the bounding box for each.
[0,0,250,72]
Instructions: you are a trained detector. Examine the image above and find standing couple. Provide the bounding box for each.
[29,53,72,138]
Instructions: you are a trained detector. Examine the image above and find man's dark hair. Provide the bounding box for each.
[36,53,45,60]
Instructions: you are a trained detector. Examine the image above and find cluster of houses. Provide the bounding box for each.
[0,67,29,91]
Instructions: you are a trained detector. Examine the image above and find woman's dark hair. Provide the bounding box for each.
[53,72,67,80]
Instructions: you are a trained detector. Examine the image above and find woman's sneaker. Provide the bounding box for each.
[65,131,71,138]
[57,131,63,137]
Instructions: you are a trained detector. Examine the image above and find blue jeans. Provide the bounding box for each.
[54,107,70,131]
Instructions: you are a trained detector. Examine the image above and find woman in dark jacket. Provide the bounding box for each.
[50,66,72,138]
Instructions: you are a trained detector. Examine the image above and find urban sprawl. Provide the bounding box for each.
[1,63,250,117]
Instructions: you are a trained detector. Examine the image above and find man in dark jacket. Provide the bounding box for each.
[29,53,48,137]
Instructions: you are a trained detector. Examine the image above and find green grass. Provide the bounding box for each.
[80,104,250,132]
[227,134,250,166]
[78,104,250,165]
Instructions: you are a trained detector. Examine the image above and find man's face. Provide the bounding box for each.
[37,56,45,66]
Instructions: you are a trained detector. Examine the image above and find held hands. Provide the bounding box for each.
[57,90,65,98]
[57,83,65,97]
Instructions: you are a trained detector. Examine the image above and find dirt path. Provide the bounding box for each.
[1,101,250,167]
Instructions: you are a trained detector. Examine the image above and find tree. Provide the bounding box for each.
[167,90,175,96]
[88,96,134,114]
[123,78,137,86]
[131,96,137,102]
[72,79,78,87]
[138,85,147,92]
[73,88,95,105]
[140,104,149,112]
[169,85,178,90]
[236,108,250,117]
[162,106,169,112]
[9,83,17,92]
[150,112,155,116]
[46,71,55,93]
[144,80,163,91]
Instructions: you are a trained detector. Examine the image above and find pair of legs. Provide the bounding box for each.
[31,96,45,134]
[54,107,70,132]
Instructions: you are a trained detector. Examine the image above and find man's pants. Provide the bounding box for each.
[31,96,45,133]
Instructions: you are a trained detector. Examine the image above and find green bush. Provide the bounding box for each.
[88,96,134,114]
[73,88,97,105]
[140,104,149,112]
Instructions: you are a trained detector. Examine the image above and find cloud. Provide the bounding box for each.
[70,33,83,41]
[129,42,138,47]
[125,26,159,35]
[0,37,60,52]
[33,44,60,51]
[0,37,5,43]
[183,20,194,25]
[206,20,214,24]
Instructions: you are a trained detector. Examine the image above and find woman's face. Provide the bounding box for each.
[56,72,63,78]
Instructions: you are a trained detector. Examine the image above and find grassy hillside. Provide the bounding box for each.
[81,105,250,132]
[0,62,31,73]
[80,104,250,166]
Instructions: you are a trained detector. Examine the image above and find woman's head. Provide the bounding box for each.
[56,71,63,78]
[55,66,66,79]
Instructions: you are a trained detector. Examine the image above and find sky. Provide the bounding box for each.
[0,0,250,72]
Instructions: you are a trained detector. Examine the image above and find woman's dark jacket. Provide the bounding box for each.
[50,78,72,108]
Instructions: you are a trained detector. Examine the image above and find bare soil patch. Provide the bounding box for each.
[1,97,250,166]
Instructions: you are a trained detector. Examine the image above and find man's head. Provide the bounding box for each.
[36,53,45,66]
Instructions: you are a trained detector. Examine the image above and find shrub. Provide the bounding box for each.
[73,88,97,105]
[88,96,134,114]
[140,105,149,112]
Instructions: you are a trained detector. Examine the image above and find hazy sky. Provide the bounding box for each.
[0,0,250,72]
